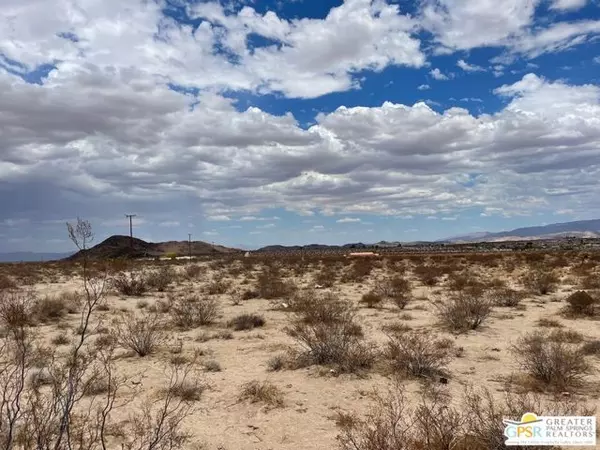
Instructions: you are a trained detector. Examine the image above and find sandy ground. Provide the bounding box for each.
[7,254,600,449]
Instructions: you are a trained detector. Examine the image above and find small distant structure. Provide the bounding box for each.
[347,251,379,258]
[244,251,250,258]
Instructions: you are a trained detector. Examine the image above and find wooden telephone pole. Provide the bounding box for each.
[125,214,136,247]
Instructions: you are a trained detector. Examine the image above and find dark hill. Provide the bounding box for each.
[66,235,240,260]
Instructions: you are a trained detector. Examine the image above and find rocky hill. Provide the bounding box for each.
[66,235,240,260]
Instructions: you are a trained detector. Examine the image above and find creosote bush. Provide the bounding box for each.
[256,268,296,299]
[112,271,148,296]
[581,340,600,356]
[239,380,284,408]
[341,259,374,283]
[115,311,166,356]
[286,292,374,374]
[227,313,265,331]
[147,265,176,292]
[241,289,259,300]
[489,287,524,307]
[511,331,590,390]
[386,330,453,379]
[359,291,382,309]
[0,289,37,330]
[337,385,595,450]
[434,293,492,332]
[34,295,68,323]
[185,263,204,279]
[564,290,598,317]
[521,270,559,295]
[267,354,287,372]
[205,278,230,295]
[170,295,219,329]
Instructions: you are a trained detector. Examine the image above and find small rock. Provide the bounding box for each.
[491,348,501,352]
[561,392,571,397]
[439,377,448,384]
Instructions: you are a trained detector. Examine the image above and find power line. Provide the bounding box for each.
[125,214,136,247]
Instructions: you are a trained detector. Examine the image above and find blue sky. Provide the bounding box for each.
[1,0,600,251]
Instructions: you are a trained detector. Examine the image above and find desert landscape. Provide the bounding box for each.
[0,220,598,450]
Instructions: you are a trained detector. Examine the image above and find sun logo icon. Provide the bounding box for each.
[504,412,544,441]
[504,413,543,427]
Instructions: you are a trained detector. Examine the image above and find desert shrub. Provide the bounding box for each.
[167,380,207,401]
[205,278,230,295]
[115,311,165,356]
[337,385,595,450]
[413,265,444,286]
[385,330,453,378]
[286,293,373,373]
[83,377,111,397]
[337,387,465,450]
[336,387,413,450]
[489,287,524,307]
[435,293,492,332]
[382,322,412,334]
[0,273,16,290]
[267,354,287,372]
[287,291,353,325]
[341,259,374,283]
[313,266,337,288]
[29,368,55,389]
[51,333,70,346]
[59,291,82,314]
[579,272,600,289]
[33,295,67,322]
[112,272,147,296]
[136,300,148,309]
[461,387,595,450]
[170,295,219,329]
[147,266,176,292]
[203,360,222,372]
[241,289,259,300]
[256,268,296,299]
[547,328,585,344]
[227,313,265,331]
[239,380,284,408]
[564,290,598,316]
[536,318,563,328]
[359,291,383,309]
[521,270,559,295]
[185,264,203,279]
[511,331,590,390]
[0,289,36,330]
[581,340,600,356]
[446,271,483,292]
[374,276,412,309]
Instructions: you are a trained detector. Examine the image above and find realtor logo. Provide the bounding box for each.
[503,412,596,446]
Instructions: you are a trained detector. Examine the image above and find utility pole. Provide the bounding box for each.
[188,233,192,260]
[125,214,136,247]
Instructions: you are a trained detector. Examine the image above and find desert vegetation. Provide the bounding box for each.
[0,225,598,449]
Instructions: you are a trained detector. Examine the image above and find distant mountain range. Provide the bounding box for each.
[440,219,600,243]
[1,219,598,262]
[0,252,74,263]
